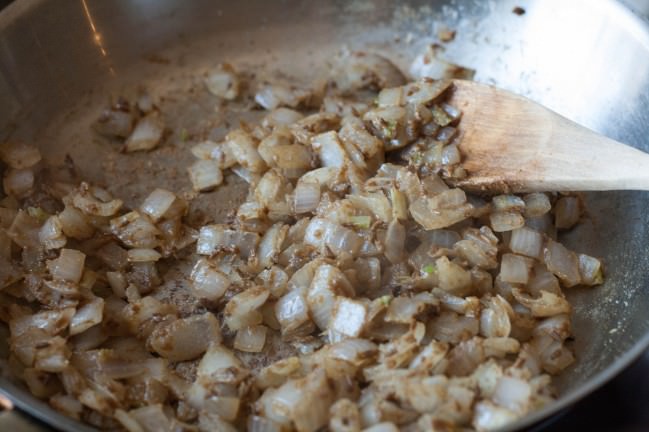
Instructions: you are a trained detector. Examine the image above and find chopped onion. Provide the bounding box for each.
[69,297,104,335]
[263,108,304,128]
[492,195,525,212]
[490,211,525,232]
[58,205,94,239]
[578,254,604,286]
[509,227,543,259]
[125,112,165,152]
[480,295,512,338]
[258,223,288,269]
[294,181,321,214]
[3,168,34,198]
[523,193,551,217]
[188,159,223,192]
[234,325,267,352]
[0,142,42,169]
[39,215,66,250]
[149,312,221,361]
[312,131,349,168]
[255,84,311,110]
[196,225,260,258]
[384,219,405,264]
[196,344,246,384]
[329,297,368,337]
[226,129,266,172]
[140,188,186,222]
[47,248,85,283]
[127,248,161,263]
[205,63,240,100]
[224,286,270,330]
[190,258,231,301]
[307,264,355,330]
[275,288,314,338]
[73,183,123,217]
[554,196,580,229]
[512,289,571,317]
[436,256,471,296]
[499,253,533,284]
[543,238,581,287]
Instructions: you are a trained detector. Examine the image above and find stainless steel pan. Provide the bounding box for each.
[2,0,649,430]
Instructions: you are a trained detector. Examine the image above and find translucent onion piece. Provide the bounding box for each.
[205,63,240,100]
[436,256,472,296]
[275,289,314,338]
[224,286,270,331]
[307,264,355,330]
[543,238,581,287]
[226,129,266,172]
[255,84,311,110]
[512,289,571,317]
[294,181,321,214]
[196,345,245,384]
[480,295,512,338]
[384,219,405,264]
[523,193,552,217]
[490,211,525,233]
[262,108,304,129]
[0,142,42,169]
[124,112,165,152]
[509,227,543,259]
[492,195,525,212]
[499,254,533,284]
[58,205,94,240]
[39,215,66,250]
[69,297,104,335]
[578,254,604,286]
[257,223,288,269]
[329,297,368,337]
[73,183,123,217]
[149,312,221,361]
[312,131,349,168]
[188,159,223,192]
[190,258,231,301]
[47,248,86,283]
[140,188,186,222]
[554,196,580,229]
[127,248,161,263]
[3,168,34,198]
[196,225,260,258]
[234,325,267,352]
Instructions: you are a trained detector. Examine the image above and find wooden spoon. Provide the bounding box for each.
[448,79,649,193]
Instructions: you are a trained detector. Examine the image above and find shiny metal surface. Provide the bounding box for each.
[1,0,649,430]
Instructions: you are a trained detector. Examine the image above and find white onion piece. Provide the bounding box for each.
[69,297,104,335]
[329,297,367,337]
[409,196,472,230]
[490,211,525,232]
[196,224,260,258]
[294,181,321,214]
[528,263,561,296]
[3,168,34,198]
[263,108,304,128]
[554,196,580,229]
[188,159,223,192]
[492,195,525,212]
[473,401,517,431]
[140,188,185,222]
[509,227,543,259]
[436,256,471,296]
[275,289,314,338]
[226,129,266,172]
[47,248,85,283]
[190,140,218,159]
[39,215,66,250]
[205,63,240,100]
[197,345,246,385]
[258,223,288,269]
[255,84,310,110]
[224,286,270,331]
[234,325,267,352]
[127,248,161,263]
[307,264,355,330]
[304,217,362,257]
[110,211,161,249]
[128,405,172,432]
[385,296,427,323]
[190,258,231,301]
[512,289,571,317]
[578,254,604,286]
[499,254,533,284]
[543,239,581,287]
[384,219,405,264]
[114,409,145,432]
[58,205,94,239]
[149,313,221,361]
[312,131,349,168]
[125,112,165,152]
[480,295,512,338]
[347,192,392,223]
[523,193,552,217]
[73,183,123,217]
[0,142,41,169]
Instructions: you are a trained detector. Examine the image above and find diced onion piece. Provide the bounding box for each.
[234,325,268,352]
[127,248,161,262]
[125,112,165,152]
[512,289,571,317]
[332,52,406,92]
[275,289,314,338]
[499,253,533,284]
[294,181,321,214]
[196,345,245,384]
[307,264,355,330]
[69,297,104,335]
[115,409,145,432]
[329,297,367,337]
[106,271,128,297]
[347,192,392,224]
[578,254,604,286]
[312,131,349,168]
[196,225,260,258]
[384,219,405,264]
[409,195,473,230]
[224,286,270,331]
[436,256,471,296]
[39,215,66,250]
[0,142,42,169]
[128,405,172,432]
[149,312,221,361]
[73,183,123,217]
[509,227,543,259]
[554,196,580,229]
[58,205,94,239]
[523,193,551,217]
[47,248,86,283]
[492,195,525,212]
[226,129,266,172]
[263,108,304,128]
[191,140,218,159]
[110,211,161,249]
[190,258,230,301]
[205,63,240,100]
[140,188,186,222]
[3,168,34,198]
[473,401,517,431]
[480,295,512,338]
[364,423,400,432]
[188,159,223,192]
[255,84,311,110]
[258,223,288,269]
[490,211,525,232]
[543,239,581,287]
